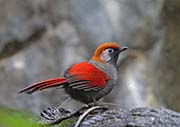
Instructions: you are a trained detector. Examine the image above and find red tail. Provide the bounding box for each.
[18,78,67,94]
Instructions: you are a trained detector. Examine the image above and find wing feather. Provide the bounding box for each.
[64,62,109,91]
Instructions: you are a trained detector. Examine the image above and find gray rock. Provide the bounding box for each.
[40,106,180,127]
[0,0,47,58]
[81,108,180,127]
[81,107,180,127]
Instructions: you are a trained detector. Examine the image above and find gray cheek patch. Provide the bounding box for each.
[100,51,111,62]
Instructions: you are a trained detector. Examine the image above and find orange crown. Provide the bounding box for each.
[92,43,120,63]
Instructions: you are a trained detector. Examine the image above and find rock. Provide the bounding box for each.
[0,0,47,59]
[40,106,180,127]
[156,0,180,112]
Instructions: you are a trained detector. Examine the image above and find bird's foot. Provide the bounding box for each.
[86,102,109,109]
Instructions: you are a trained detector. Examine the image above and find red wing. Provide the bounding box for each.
[64,62,109,91]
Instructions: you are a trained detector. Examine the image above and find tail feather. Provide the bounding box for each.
[18,78,67,94]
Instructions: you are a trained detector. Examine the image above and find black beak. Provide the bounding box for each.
[119,46,128,53]
[112,46,128,65]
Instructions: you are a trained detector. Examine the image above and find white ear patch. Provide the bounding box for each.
[100,49,111,62]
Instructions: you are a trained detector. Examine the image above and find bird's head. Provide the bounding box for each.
[92,43,128,65]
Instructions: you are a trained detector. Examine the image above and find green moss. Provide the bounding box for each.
[59,118,74,127]
[0,109,44,127]
[0,108,74,127]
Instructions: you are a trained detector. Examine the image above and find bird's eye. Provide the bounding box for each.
[107,48,114,53]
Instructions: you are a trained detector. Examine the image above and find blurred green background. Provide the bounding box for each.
[0,0,179,119]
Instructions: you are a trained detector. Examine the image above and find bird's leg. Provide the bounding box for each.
[85,98,97,107]
[87,98,110,109]
[57,97,71,108]
[99,101,122,107]
[92,98,98,106]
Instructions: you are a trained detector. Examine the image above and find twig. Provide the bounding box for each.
[74,106,106,127]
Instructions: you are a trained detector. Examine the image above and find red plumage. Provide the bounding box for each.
[67,62,109,87]
[18,78,67,94]
[18,62,109,94]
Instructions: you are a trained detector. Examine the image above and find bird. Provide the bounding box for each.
[18,43,128,104]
